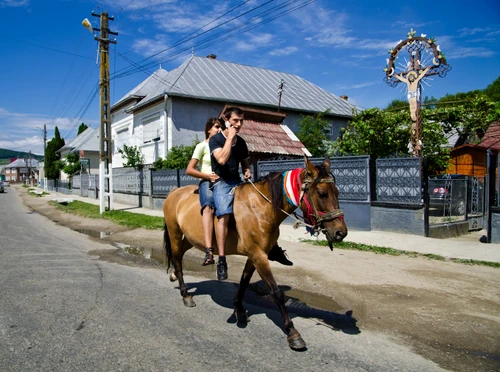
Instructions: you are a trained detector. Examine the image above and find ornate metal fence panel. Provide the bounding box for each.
[330,156,370,201]
[179,169,200,188]
[152,169,181,195]
[113,168,150,194]
[376,158,421,203]
[257,156,369,201]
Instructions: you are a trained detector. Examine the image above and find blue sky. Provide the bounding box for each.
[0,0,498,155]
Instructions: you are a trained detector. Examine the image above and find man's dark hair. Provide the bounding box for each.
[224,106,244,119]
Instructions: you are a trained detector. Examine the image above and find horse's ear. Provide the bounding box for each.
[323,156,331,170]
[305,156,318,177]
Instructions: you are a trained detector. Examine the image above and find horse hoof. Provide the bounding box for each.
[169,272,177,282]
[183,296,196,307]
[236,311,248,323]
[287,333,307,351]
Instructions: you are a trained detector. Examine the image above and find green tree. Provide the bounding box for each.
[77,123,89,135]
[484,76,500,102]
[331,107,410,159]
[296,110,331,157]
[118,144,144,170]
[45,126,65,180]
[385,99,408,110]
[62,151,81,181]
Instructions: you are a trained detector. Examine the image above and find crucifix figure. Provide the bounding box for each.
[394,66,431,155]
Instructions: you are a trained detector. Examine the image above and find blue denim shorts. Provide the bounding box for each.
[199,180,215,214]
[213,179,242,218]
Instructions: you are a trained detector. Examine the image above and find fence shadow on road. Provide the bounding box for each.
[183,280,360,336]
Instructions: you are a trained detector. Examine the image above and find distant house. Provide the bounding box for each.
[447,122,500,178]
[110,54,355,166]
[57,127,100,180]
[3,158,39,183]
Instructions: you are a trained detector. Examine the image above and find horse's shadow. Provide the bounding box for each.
[180,280,360,336]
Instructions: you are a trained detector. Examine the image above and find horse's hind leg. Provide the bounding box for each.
[171,235,196,307]
[233,258,255,323]
[254,258,306,350]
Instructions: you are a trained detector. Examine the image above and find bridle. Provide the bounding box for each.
[248,168,344,236]
[299,171,344,235]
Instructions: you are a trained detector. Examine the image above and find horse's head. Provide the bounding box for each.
[300,156,348,250]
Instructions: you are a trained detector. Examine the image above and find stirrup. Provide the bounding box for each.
[202,247,215,266]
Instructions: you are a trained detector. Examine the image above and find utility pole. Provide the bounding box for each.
[277,79,285,112]
[88,12,118,214]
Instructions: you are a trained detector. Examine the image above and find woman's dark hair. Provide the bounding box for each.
[204,117,223,139]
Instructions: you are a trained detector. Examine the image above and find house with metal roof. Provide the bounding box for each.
[57,127,100,180]
[110,55,355,166]
[3,158,39,183]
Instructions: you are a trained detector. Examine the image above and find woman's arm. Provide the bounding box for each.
[186,158,211,180]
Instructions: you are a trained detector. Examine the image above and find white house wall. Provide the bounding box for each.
[111,101,136,167]
[132,101,166,165]
[170,98,226,146]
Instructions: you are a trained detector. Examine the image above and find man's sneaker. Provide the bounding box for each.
[268,245,293,266]
[217,259,228,281]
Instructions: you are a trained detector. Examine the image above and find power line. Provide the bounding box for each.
[0,35,93,60]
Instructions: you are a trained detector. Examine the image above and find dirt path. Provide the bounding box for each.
[20,190,500,371]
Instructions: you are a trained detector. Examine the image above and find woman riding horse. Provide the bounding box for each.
[163,156,347,350]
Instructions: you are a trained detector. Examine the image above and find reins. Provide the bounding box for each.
[246,178,316,230]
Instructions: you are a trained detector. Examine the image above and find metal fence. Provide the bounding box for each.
[257,156,370,202]
[376,157,421,204]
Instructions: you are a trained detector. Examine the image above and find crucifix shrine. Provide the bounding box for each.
[384,29,451,157]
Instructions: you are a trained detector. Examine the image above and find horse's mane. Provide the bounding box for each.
[256,172,284,209]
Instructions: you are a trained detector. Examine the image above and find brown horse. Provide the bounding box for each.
[162,157,347,350]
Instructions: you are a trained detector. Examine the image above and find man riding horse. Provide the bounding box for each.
[209,106,292,280]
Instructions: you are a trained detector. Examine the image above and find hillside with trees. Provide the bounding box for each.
[0,149,43,165]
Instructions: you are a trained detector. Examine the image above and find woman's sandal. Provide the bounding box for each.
[202,247,215,266]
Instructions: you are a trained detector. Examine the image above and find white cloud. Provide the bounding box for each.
[235,41,256,52]
[131,36,170,57]
[250,33,273,45]
[269,46,298,56]
[392,21,435,29]
[0,0,29,7]
[336,81,379,90]
[458,27,493,36]
[0,108,91,154]
[447,47,497,59]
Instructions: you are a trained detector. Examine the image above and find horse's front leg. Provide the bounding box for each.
[233,258,255,323]
[253,256,306,350]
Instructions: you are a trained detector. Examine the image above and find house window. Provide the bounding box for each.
[115,128,129,154]
[324,123,334,136]
[142,114,161,143]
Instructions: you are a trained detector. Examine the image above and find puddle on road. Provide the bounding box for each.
[73,229,111,239]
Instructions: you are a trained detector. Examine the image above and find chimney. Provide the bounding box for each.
[340,95,348,101]
[207,54,217,59]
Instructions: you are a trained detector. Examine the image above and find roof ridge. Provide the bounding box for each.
[167,56,194,91]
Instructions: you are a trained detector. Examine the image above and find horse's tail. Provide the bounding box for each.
[163,222,172,271]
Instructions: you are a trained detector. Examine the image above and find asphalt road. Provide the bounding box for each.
[0,188,445,371]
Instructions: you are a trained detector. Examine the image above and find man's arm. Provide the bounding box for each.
[241,158,252,180]
[212,127,236,165]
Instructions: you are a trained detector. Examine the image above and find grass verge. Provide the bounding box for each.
[302,239,500,268]
[49,200,164,229]
[47,199,499,268]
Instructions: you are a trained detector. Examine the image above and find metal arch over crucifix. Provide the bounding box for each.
[384,29,452,157]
